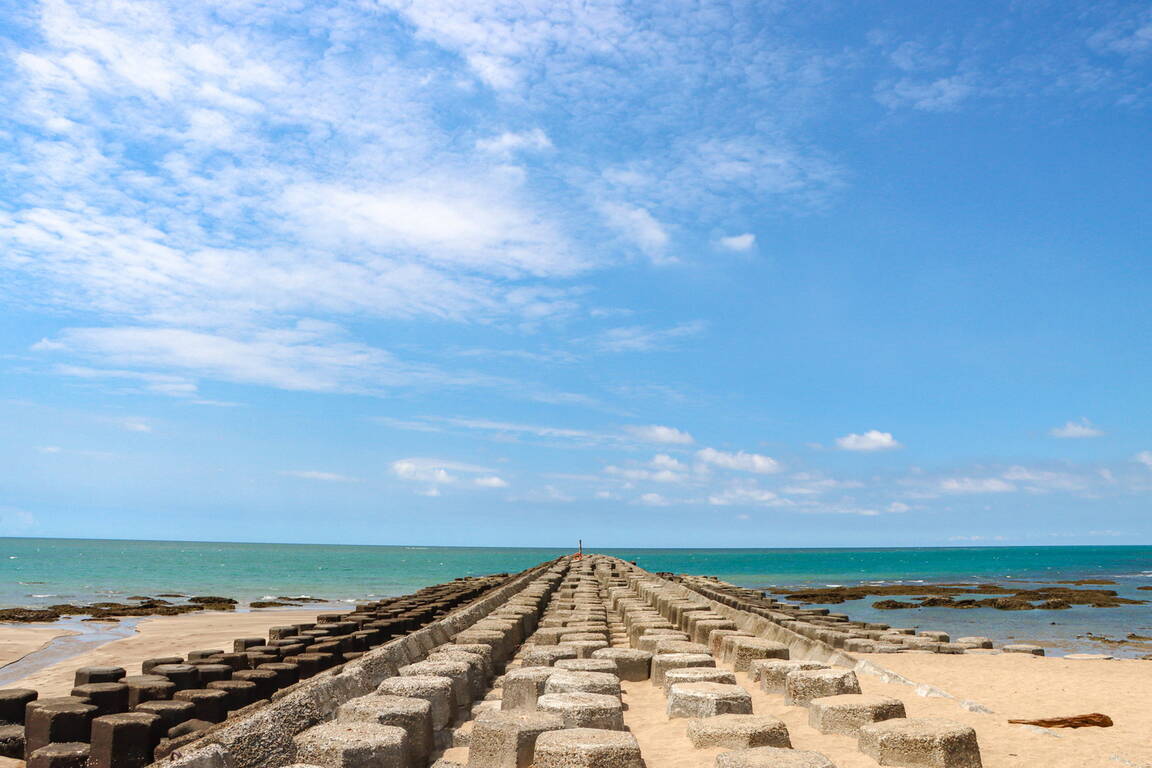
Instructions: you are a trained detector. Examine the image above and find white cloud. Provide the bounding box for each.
[391,457,493,486]
[939,477,1017,494]
[1049,419,1104,439]
[36,446,62,454]
[1134,451,1152,470]
[604,465,686,484]
[476,129,552,155]
[835,430,901,452]
[650,454,687,471]
[717,233,755,251]
[708,484,788,506]
[119,419,152,433]
[474,475,509,488]
[280,470,360,482]
[696,447,780,474]
[625,425,695,445]
[588,322,705,353]
[638,492,671,506]
[875,75,977,112]
[599,203,670,261]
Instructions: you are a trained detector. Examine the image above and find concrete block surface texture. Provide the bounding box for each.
[292,722,409,768]
[666,682,753,719]
[807,694,906,737]
[685,714,792,749]
[531,728,644,768]
[857,718,982,768]
[714,746,838,768]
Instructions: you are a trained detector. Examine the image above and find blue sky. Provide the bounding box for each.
[1,0,1150,547]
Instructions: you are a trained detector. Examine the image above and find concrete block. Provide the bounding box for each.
[500,668,556,712]
[1002,645,1044,656]
[544,671,621,697]
[750,661,828,695]
[954,637,993,650]
[532,727,643,768]
[590,649,651,681]
[651,653,715,688]
[293,721,409,768]
[729,639,789,672]
[89,712,160,768]
[0,689,37,725]
[714,747,836,768]
[536,693,625,730]
[337,694,432,768]
[26,742,92,768]
[667,683,752,719]
[858,718,982,768]
[685,714,791,749]
[377,676,455,730]
[466,710,564,768]
[784,669,861,706]
[554,659,618,675]
[808,694,906,736]
[662,668,736,694]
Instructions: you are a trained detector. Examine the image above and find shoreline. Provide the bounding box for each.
[0,608,320,696]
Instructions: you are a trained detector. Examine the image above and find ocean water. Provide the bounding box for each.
[1,538,1149,656]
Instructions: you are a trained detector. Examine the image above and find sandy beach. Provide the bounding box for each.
[1,609,319,697]
[615,650,1152,768]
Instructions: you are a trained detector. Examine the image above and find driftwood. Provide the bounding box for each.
[1008,713,1113,728]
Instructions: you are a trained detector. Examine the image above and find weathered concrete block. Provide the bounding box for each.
[338,695,432,768]
[74,667,126,687]
[729,639,789,672]
[651,653,715,688]
[784,669,861,706]
[26,742,91,768]
[1002,645,1044,656]
[520,646,579,668]
[807,694,906,736]
[172,689,228,723]
[685,714,791,749]
[293,721,408,768]
[653,640,711,656]
[500,668,556,713]
[465,710,564,768]
[554,659,618,675]
[24,702,97,758]
[558,641,608,659]
[0,689,37,725]
[399,661,472,710]
[858,718,982,768]
[377,677,454,730]
[536,693,625,730]
[590,649,651,681]
[0,724,25,759]
[750,661,829,695]
[667,683,752,719]
[954,637,993,650]
[662,668,736,694]
[532,727,643,768]
[89,712,160,768]
[544,671,621,697]
[714,746,836,768]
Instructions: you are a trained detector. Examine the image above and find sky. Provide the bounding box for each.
[0,0,1150,548]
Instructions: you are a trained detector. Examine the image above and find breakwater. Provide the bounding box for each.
[1,554,1123,768]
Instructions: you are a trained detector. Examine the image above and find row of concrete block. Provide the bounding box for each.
[0,574,512,768]
[290,558,656,768]
[675,575,1045,657]
[599,557,984,768]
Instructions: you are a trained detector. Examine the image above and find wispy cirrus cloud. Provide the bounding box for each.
[1049,419,1104,439]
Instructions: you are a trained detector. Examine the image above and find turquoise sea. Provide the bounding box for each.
[1,538,1150,656]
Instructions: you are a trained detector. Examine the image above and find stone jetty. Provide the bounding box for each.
[0,556,993,768]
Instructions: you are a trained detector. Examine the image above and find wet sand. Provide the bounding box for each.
[0,625,77,668]
[3,609,319,697]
